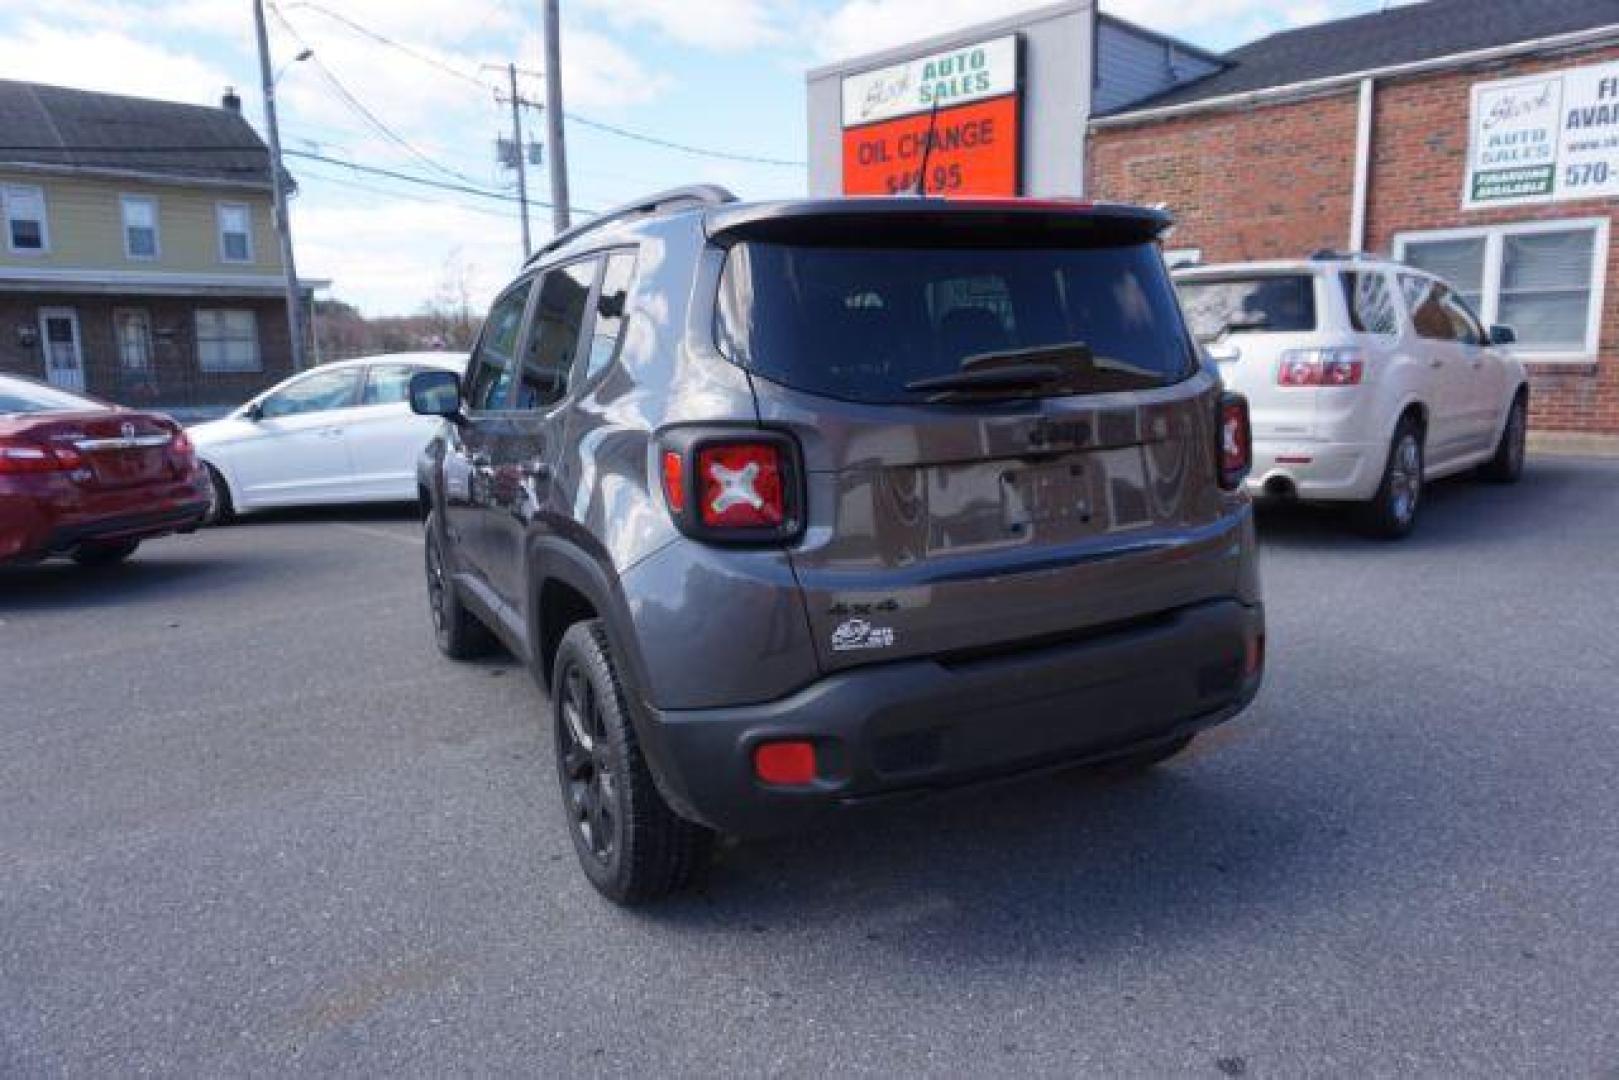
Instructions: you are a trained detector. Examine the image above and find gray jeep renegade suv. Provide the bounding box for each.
[411,186,1264,904]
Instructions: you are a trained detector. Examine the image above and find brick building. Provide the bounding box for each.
[1089,0,1619,443]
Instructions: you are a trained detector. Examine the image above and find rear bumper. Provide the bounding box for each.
[1,478,209,564]
[1247,438,1384,502]
[639,598,1264,836]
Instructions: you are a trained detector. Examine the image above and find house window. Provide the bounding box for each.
[120,195,159,259]
[195,309,260,372]
[3,184,48,253]
[217,203,253,263]
[114,309,153,370]
[1395,218,1609,361]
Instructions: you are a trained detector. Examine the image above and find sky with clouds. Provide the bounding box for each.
[0,0,1405,314]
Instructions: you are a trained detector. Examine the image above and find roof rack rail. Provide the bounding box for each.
[528,184,738,265]
[1308,248,1382,262]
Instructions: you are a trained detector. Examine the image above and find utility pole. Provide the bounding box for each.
[543,0,571,233]
[252,0,308,372]
[507,63,533,257]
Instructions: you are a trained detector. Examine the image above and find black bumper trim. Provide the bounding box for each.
[640,598,1264,836]
[46,501,210,552]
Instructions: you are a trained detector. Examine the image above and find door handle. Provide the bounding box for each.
[1429,358,1444,369]
[321,427,344,438]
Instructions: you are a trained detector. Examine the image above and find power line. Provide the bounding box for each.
[268,3,494,189]
[284,148,594,215]
[528,103,807,168]
[293,164,522,220]
[270,3,806,170]
[279,0,497,94]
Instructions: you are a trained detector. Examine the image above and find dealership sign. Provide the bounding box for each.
[840,35,1021,197]
[1465,59,1619,207]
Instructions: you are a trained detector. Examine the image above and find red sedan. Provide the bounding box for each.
[0,374,209,567]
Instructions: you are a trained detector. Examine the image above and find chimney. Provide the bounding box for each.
[221,86,242,114]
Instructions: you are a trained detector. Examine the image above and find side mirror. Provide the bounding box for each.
[1488,324,1517,347]
[410,369,464,421]
[242,400,263,422]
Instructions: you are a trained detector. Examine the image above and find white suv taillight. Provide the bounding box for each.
[1278,347,1364,387]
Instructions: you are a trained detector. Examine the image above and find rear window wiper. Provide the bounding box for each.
[903,363,1064,395]
[903,341,1101,396]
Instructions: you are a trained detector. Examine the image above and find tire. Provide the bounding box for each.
[553,619,713,905]
[1356,416,1424,539]
[72,540,139,566]
[1477,392,1527,484]
[1092,734,1195,776]
[424,511,495,660]
[202,463,235,526]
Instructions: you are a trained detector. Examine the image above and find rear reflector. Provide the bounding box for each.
[660,450,686,513]
[754,741,818,786]
[1245,633,1266,678]
[1218,393,1252,491]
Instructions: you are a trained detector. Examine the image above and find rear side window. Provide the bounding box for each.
[582,252,637,382]
[0,377,99,414]
[1340,272,1399,335]
[716,241,1196,404]
[1176,275,1317,340]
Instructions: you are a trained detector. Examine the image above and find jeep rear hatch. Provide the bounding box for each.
[714,202,1247,674]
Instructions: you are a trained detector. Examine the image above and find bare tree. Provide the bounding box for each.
[421,248,480,350]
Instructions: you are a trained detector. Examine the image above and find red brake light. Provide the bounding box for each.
[1278,348,1364,387]
[0,437,78,474]
[698,443,785,529]
[660,450,685,513]
[754,741,818,786]
[1219,394,1251,490]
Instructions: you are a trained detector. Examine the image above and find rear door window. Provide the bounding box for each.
[716,241,1196,404]
[1176,275,1317,340]
[514,259,597,410]
[1400,274,1482,345]
[1340,271,1400,335]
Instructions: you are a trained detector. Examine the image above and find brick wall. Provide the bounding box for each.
[1089,43,1619,437]
[0,295,293,409]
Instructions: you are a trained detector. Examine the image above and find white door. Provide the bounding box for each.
[224,366,364,508]
[344,364,443,499]
[38,308,85,392]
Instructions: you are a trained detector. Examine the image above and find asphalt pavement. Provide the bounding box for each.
[3,457,1617,1076]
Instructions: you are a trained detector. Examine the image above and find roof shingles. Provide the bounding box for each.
[0,79,271,186]
[1105,0,1619,116]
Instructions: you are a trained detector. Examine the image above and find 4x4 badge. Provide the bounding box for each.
[831,618,895,652]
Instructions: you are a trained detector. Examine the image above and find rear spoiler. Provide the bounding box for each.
[704,198,1173,249]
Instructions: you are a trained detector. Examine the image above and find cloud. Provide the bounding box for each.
[571,0,786,51]
[0,20,246,105]
[813,0,1053,60]
[509,25,673,111]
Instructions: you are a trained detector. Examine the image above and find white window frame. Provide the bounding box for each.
[120,194,160,261]
[1393,217,1609,363]
[113,307,154,371]
[216,202,254,264]
[3,183,50,255]
[194,308,261,373]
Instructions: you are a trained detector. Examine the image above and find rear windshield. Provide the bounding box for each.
[715,241,1197,404]
[0,377,100,415]
[1176,275,1317,341]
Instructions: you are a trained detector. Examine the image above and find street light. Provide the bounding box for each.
[274,48,314,86]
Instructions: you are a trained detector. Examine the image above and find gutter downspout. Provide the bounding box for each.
[1349,77,1375,252]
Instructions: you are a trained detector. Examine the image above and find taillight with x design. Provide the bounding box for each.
[659,428,803,543]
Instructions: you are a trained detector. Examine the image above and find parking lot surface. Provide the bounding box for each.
[3,457,1617,1076]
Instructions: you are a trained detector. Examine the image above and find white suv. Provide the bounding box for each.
[1175,255,1529,537]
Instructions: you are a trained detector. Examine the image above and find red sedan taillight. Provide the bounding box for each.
[166,427,197,474]
[1218,393,1252,491]
[660,429,803,543]
[0,437,84,475]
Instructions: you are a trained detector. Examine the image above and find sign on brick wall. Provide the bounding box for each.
[1465,58,1619,208]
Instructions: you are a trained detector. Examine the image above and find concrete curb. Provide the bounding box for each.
[1529,432,1619,458]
